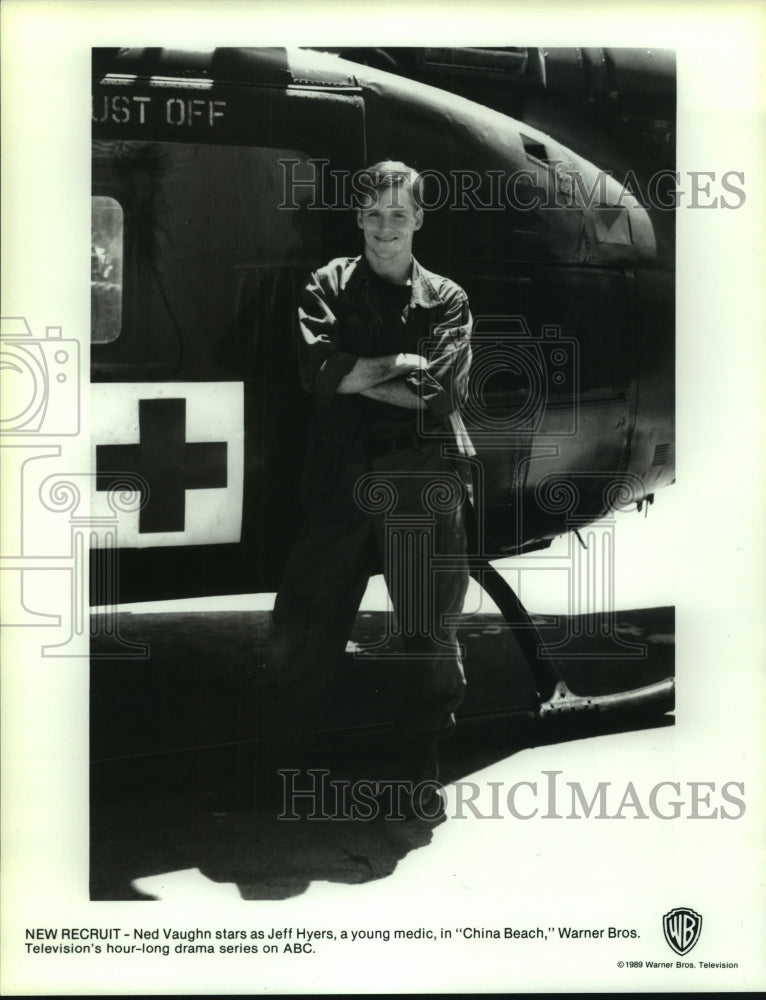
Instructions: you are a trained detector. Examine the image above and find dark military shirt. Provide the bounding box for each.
[297,254,474,503]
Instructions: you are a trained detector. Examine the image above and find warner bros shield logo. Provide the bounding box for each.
[663,908,703,956]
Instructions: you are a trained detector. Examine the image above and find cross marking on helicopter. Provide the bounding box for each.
[96,397,228,533]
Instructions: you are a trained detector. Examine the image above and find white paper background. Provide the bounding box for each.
[1,0,765,994]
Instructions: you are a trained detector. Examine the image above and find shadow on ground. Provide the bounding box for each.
[91,712,674,901]
[90,607,674,900]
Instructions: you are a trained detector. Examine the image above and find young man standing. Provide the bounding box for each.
[264,161,474,818]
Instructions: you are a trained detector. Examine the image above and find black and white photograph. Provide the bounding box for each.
[88,40,679,881]
[1,1,765,995]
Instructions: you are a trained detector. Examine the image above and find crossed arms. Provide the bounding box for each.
[297,264,472,418]
[336,354,429,409]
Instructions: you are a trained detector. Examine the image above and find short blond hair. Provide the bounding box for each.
[353,160,424,210]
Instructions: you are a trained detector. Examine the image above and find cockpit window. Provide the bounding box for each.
[91,195,123,343]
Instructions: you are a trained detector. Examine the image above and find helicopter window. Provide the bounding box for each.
[90,141,332,379]
[91,195,124,344]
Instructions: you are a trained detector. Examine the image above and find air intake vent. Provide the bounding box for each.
[651,443,670,467]
[521,135,551,164]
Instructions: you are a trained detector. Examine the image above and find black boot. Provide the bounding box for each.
[384,738,445,823]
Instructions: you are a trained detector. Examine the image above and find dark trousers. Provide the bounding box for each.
[266,438,469,741]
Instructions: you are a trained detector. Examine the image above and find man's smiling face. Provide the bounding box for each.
[356,182,423,271]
